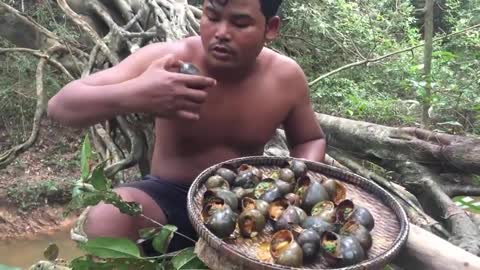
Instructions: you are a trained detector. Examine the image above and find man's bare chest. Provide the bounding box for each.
[171,88,290,148]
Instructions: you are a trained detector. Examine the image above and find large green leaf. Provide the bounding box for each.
[78,237,141,259]
[89,161,109,191]
[152,225,178,254]
[171,248,208,270]
[80,135,92,181]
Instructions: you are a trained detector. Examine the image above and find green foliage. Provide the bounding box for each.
[271,0,479,133]
[6,178,75,213]
[57,136,207,269]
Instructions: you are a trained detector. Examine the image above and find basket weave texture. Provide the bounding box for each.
[187,156,409,270]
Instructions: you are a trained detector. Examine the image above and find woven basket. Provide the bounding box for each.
[187,156,409,270]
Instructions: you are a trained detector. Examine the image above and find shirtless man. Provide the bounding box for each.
[47,0,326,253]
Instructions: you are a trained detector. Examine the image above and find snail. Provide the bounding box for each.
[321,231,366,267]
[321,178,347,205]
[295,176,329,214]
[270,230,303,267]
[215,166,237,185]
[179,62,201,75]
[238,209,266,238]
[297,229,321,261]
[311,201,336,223]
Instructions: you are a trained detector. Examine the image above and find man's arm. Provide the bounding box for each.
[281,61,326,162]
[47,42,215,128]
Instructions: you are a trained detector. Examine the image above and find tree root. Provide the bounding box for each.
[442,183,480,197]
[391,161,480,255]
[0,48,74,80]
[57,0,119,64]
[0,45,65,169]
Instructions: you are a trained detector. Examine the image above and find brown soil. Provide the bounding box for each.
[0,118,86,240]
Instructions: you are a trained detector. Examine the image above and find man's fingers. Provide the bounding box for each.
[174,73,217,89]
[175,99,202,112]
[177,87,208,104]
[176,110,200,121]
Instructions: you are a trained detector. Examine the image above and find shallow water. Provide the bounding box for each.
[0,230,84,269]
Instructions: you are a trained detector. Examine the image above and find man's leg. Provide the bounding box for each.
[84,186,168,242]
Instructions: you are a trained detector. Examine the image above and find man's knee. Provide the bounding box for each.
[84,188,140,240]
[83,187,167,240]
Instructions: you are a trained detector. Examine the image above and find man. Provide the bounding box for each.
[47,0,326,252]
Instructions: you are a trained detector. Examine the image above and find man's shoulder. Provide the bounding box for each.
[262,48,307,86]
[130,36,200,62]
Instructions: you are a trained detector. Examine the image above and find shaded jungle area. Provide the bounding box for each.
[0,0,479,269]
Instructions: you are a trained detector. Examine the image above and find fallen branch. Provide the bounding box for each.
[308,23,480,86]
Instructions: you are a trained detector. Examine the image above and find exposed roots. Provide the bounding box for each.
[0,45,65,168]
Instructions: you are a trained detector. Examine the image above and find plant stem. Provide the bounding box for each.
[140,214,197,244]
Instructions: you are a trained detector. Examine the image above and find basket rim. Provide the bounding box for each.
[187,156,409,270]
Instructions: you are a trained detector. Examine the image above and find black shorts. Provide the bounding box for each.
[120,175,198,254]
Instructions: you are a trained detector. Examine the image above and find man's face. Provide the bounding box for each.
[200,0,280,69]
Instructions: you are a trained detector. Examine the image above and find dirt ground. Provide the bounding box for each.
[0,119,85,240]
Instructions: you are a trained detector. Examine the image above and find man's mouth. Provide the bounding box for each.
[210,45,233,59]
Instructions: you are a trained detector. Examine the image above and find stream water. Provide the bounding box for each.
[0,230,84,269]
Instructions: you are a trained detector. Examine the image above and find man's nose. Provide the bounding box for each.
[215,22,231,41]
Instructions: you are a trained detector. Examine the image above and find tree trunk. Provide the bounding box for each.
[421,0,434,128]
[0,2,60,50]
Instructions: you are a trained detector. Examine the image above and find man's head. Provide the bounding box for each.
[200,0,283,70]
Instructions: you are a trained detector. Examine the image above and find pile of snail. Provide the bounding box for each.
[201,160,375,268]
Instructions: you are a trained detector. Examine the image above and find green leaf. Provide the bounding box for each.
[65,190,142,217]
[0,264,21,270]
[152,225,178,254]
[102,191,142,216]
[89,161,109,191]
[43,243,59,261]
[171,248,208,270]
[138,227,160,240]
[80,135,92,180]
[78,237,141,259]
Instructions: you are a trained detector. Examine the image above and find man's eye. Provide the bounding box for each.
[234,21,250,28]
[207,13,220,21]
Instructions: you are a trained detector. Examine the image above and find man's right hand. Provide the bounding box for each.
[127,54,217,121]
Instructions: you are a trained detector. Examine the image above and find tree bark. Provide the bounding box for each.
[0,2,60,50]
[421,0,434,128]
[315,113,480,174]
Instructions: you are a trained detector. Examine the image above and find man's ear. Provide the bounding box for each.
[265,16,281,42]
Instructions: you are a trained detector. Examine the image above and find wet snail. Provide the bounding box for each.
[179,62,201,75]
[200,160,376,268]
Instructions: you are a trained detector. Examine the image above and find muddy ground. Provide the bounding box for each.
[0,119,85,240]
